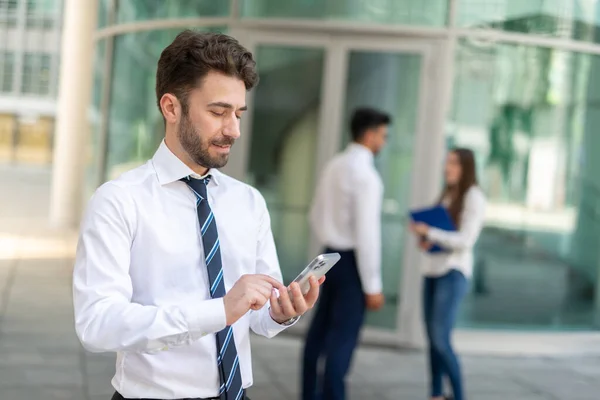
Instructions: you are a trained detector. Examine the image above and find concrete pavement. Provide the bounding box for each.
[0,230,600,400]
[1,250,600,400]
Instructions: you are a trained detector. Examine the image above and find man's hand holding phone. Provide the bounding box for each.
[222,274,325,326]
[269,275,325,324]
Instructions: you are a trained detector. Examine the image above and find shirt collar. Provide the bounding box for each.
[151,140,221,186]
[347,142,374,163]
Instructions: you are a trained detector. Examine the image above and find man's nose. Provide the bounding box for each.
[223,114,241,139]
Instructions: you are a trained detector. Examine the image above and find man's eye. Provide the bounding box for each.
[211,111,224,116]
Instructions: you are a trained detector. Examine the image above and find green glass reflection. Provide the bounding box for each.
[104,27,226,181]
[115,0,229,24]
[21,53,51,95]
[458,0,600,44]
[97,0,111,28]
[246,45,325,284]
[85,39,107,201]
[340,51,421,330]
[0,0,18,27]
[25,0,61,29]
[26,0,60,13]
[242,0,447,26]
[450,39,600,330]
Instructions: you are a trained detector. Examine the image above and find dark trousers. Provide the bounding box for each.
[111,391,249,400]
[302,248,366,400]
[423,269,468,400]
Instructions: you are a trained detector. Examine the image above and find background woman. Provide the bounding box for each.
[410,148,486,400]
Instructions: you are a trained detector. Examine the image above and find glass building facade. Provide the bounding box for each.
[90,0,600,343]
[0,0,63,165]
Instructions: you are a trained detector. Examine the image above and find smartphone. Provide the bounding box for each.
[291,253,341,295]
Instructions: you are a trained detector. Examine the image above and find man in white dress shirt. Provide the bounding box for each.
[301,108,391,400]
[72,30,323,400]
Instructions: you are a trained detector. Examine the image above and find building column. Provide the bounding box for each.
[49,0,98,228]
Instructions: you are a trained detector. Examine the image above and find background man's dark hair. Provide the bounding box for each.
[155,30,259,117]
[350,107,391,142]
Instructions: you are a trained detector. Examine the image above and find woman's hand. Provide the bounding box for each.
[419,240,433,251]
[410,222,430,236]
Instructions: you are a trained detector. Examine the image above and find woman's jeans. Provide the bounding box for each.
[423,269,468,400]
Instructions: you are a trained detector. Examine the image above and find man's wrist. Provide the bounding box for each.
[269,308,300,325]
[276,315,300,326]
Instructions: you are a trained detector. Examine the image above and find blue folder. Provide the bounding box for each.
[409,205,456,254]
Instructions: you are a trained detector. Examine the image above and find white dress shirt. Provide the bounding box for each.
[73,140,290,399]
[309,143,383,294]
[422,185,487,278]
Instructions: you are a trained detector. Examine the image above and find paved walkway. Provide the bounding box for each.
[1,249,600,400]
[1,164,600,399]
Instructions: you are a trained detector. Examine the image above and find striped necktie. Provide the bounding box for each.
[181,175,244,400]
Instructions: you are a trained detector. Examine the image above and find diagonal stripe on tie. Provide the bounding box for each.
[206,238,220,266]
[219,326,234,360]
[235,387,244,400]
[181,175,243,400]
[211,268,224,297]
[201,211,215,235]
[225,355,239,389]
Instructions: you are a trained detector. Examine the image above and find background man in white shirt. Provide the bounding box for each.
[301,108,391,400]
[72,30,323,400]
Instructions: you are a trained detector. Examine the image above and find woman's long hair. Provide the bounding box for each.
[438,148,478,228]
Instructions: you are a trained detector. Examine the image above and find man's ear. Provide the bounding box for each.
[159,93,180,124]
[362,129,374,145]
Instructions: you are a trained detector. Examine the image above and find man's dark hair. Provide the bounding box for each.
[155,30,259,116]
[350,107,391,142]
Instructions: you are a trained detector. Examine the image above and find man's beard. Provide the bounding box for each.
[177,112,235,170]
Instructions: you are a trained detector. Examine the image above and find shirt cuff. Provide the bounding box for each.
[181,298,227,336]
[263,306,299,337]
[361,277,382,295]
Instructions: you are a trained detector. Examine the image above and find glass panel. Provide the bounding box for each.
[21,53,36,93]
[38,54,51,94]
[26,0,61,29]
[115,0,229,24]
[340,51,422,330]
[97,0,111,28]
[0,0,19,27]
[105,27,226,180]
[0,52,14,93]
[2,0,18,10]
[21,53,51,95]
[450,39,600,329]
[242,0,447,26]
[245,45,325,283]
[458,0,600,44]
[26,0,59,13]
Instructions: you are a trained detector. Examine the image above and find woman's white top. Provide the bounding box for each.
[421,185,487,278]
